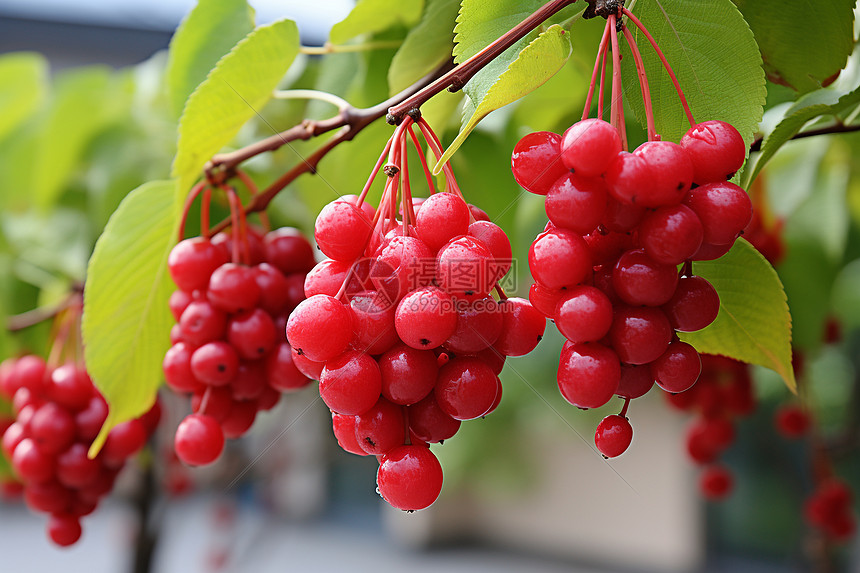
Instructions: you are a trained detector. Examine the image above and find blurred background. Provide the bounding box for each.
[0,1,859,572]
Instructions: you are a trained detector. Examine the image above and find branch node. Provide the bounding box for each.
[406,108,422,122]
[383,164,400,177]
[584,0,623,20]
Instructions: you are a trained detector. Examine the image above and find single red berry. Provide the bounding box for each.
[557,342,620,409]
[774,404,811,439]
[436,236,496,298]
[528,283,566,318]
[663,276,720,332]
[612,249,679,307]
[609,306,673,365]
[468,221,513,279]
[12,438,55,482]
[102,419,148,465]
[47,514,82,547]
[304,259,350,298]
[699,465,734,500]
[30,402,76,455]
[632,141,694,206]
[684,182,753,246]
[227,309,277,360]
[377,445,443,511]
[178,300,227,347]
[163,342,204,394]
[168,237,228,292]
[560,119,621,177]
[680,120,746,184]
[603,197,646,232]
[594,414,633,458]
[331,413,368,456]
[286,295,354,362]
[435,357,499,420]
[319,351,382,416]
[56,443,101,489]
[444,298,503,354]
[529,229,591,290]
[554,286,613,344]
[511,131,568,194]
[263,227,316,275]
[190,342,239,387]
[604,152,657,206]
[494,297,546,356]
[354,398,405,455]
[378,344,437,406]
[394,287,457,350]
[615,364,654,399]
[253,262,292,315]
[545,173,608,234]
[265,342,311,393]
[175,414,225,466]
[221,400,257,439]
[207,263,261,313]
[416,192,471,252]
[349,292,399,355]
[638,205,704,265]
[314,200,374,262]
[407,394,461,443]
[651,341,702,394]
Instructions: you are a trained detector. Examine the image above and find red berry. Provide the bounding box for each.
[331,413,368,456]
[638,205,704,265]
[444,298,503,354]
[354,398,405,455]
[47,514,82,547]
[511,131,568,194]
[554,286,613,343]
[314,200,374,262]
[416,192,471,252]
[560,119,621,177]
[699,465,734,500]
[286,295,354,362]
[263,227,316,275]
[774,404,811,439]
[102,419,147,465]
[179,300,227,347]
[663,276,720,332]
[56,443,101,489]
[494,298,546,357]
[168,237,228,292]
[394,287,457,350]
[407,394,461,443]
[30,402,76,455]
[435,357,499,420]
[265,342,311,393]
[545,173,607,234]
[529,229,591,289]
[175,414,225,466]
[609,306,673,365]
[680,120,746,184]
[378,344,437,406]
[632,141,694,206]
[684,182,753,245]
[436,236,496,298]
[319,351,382,416]
[190,342,239,386]
[12,438,55,482]
[207,263,261,313]
[304,259,350,298]
[468,221,512,279]
[528,283,565,318]
[651,341,702,394]
[377,445,443,511]
[557,342,620,409]
[612,249,679,307]
[227,309,277,360]
[163,342,204,394]
[349,292,399,355]
[615,364,654,399]
[605,152,657,206]
[594,414,633,458]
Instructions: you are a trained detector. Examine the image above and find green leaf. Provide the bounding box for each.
[680,239,795,391]
[732,0,855,93]
[172,19,300,197]
[83,180,180,456]
[622,0,766,145]
[388,0,459,95]
[33,67,126,210]
[0,52,48,143]
[744,84,860,188]
[434,24,572,172]
[329,0,423,45]
[165,0,256,118]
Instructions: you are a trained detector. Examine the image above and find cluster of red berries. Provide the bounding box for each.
[288,187,545,511]
[165,226,314,466]
[805,479,857,541]
[512,117,752,459]
[664,355,755,500]
[0,355,159,546]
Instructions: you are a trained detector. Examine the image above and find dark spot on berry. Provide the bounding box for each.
[602,455,608,460]
[536,335,543,342]
[438,439,445,445]
[296,348,304,356]
[257,347,264,354]
[405,510,415,514]
[217,364,226,372]
[420,338,430,346]
[726,171,737,180]
[364,437,376,447]
[677,182,684,190]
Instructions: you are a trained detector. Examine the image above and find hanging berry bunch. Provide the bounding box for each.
[0,295,160,547]
[165,179,314,466]
[288,115,545,511]
[512,8,753,458]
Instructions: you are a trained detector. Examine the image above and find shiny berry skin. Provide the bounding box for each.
[378,344,437,406]
[286,295,354,362]
[30,403,76,455]
[377,445,443,511]
[651,341,702,393]
[102,419,148,465]
[529,229,591,289]
[444,298,503,354]
[604,152,657,206]
[684,182,753,245]
[319,351,382,416]
[291,348,324,380]
[47,514,82,547]
[774,404,811,439]
[612,249,679,307]
[680,120,746,184]
[495,297,546,356]
[12,438,55,482]
[163,342,203,394]
[349,292,399,355]
[615,364,654,399]
[416,192,471,252]
[253,263,292,315]
[511,131,568,194]
[699,465,734,501]
[436,236,496,298]
[663,276,720,332]
[56,443,101,489]
[314,200,374,262]
[594,415,633,458]
[375,235,435,299]
[227,309,277,360]
[178,300,227,347]
[557,342,620,409]
[603,197,646,233]
[609,306,673,365]
[190,342,239,386]
[46,365,92,412]
[584,229,636,267]
[639,205,704,265]
[632,141,694,206]
[691,241,733,261]
[175,414,225,466]
[331,413,368,456]
[545,173,608,234]
[221,401,257,439]
[263,227,316,275]
[168,237,228,292]
[435,357,499,421]
[560,119,621,177]
[554,286,612,344]
[265,342,311,392]
[468,221,513,279]
[354,398,405,455]
[304,259,350,297]
[407,394,461,443]
[528,283,565,317]
[207,263,261,313]
[394,287,457,350]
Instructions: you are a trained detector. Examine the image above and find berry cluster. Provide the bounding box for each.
[664,355,755,500]
[288,116,544,511]
[513,116,751,459]
[805,479,856,541]
[0,354,159,546]
[166,218,314,467]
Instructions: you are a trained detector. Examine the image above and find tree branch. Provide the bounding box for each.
[749,121,860,153]
[386,0,579,124]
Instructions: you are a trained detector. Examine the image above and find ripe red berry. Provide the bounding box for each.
[47,514,82,547]
[263,227,316,275]
[319,351,382,416]
[494,297,546,356]
[545,173,608,234]
[554,286,613,343]
[394,287,457,350]
[407,394,461,443]
[378,344,438,406]
[528,283,565,318]
[436,236,496,298]
[663,276,720,332]
[354,398,405,455]
[227,309,277,360]
[286,295,354,362]
[699,465,734,500]
[376,445,443,511]
[684,182,753,245]
[435,357,500,421]
[604,152,657,206]
[175,414,225,466]
[168,237,228,292]
[511,131,568,194]
[594,415,633,458]
[609,306,673,365]
[416,192,471,252]
[560,119,621,177]
[265,343,311,393]
[349,292,399,355]
[681,120,746,184]
[632,141,694,206]
[651,341,702,394]
[638,205,704,265]
[444,298,503,354]
[615,364,654,399]
[207,263,261,313]
[331,413,368,456]
[774,404,811,439]
[612,249,679,307]
[304,259,350,298]
[557,342,620,409]
[529,229,591,289]
[314,200,374,262]
[190,342,239,386]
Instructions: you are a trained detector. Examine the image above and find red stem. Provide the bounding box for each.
[201,187,212,238]
[177,182,207,241]
[224,188,243,264]
[407,125,437,196]
[582,20,612,122]
[597,40,608,120]
[622,25,656,141]
[620,397,631,418]
[608,14,627,150]
[622,7,695,127]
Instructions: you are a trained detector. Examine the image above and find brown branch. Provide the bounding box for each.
[749,121,860,153]
[386,0,579,124]
[7,288,82,332]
